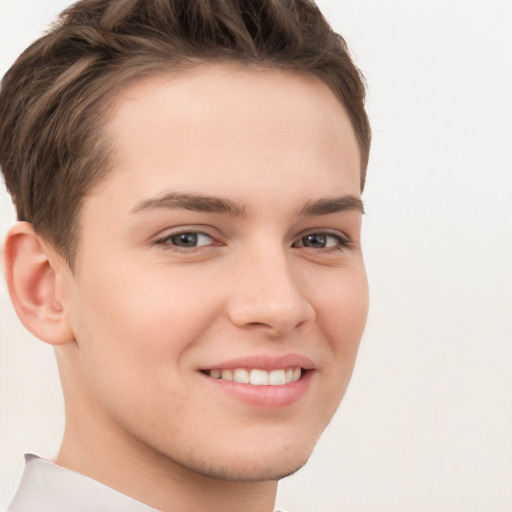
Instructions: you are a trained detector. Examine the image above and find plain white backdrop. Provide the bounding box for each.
[0,1,511,511]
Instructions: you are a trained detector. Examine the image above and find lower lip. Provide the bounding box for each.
[201,370,313,409]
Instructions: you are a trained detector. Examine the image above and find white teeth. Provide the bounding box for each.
[209,367,302,385]
[250,369,269,386]
[233,368,250,384]
[269,369,286,386]
[221,369,233,381]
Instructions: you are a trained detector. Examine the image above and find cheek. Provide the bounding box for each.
[317,265,369,342]
[313,266,369,388]
[69,264,223,381]
[66,266,225,433]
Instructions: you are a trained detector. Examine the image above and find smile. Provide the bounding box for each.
[206,368,302,386]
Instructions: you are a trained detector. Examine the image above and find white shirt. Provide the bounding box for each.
[8,454,287,512]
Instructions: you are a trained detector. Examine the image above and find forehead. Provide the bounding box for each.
[86,64,361,219]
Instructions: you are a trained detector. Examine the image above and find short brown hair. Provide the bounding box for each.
[0,0,371,267]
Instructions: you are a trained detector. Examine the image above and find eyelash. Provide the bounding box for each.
[293,231,352,253]
[152,229,352,253]
[153,230,218,252]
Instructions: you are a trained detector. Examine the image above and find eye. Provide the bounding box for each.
[294,232,350,250]
[154,230,215,248]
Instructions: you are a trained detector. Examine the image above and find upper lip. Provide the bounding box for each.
[199,353,316,372]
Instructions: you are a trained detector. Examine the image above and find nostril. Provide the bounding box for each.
[247,322,270,328]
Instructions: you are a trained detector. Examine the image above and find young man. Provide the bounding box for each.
[0,1,371,511]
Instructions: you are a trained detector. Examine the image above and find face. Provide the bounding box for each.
[61,64,368,482]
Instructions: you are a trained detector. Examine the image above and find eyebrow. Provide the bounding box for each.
[130,192,248,217]
[297,195,365,216]
[130,192,364,217]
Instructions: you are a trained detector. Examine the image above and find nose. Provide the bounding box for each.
[226,249,315,337]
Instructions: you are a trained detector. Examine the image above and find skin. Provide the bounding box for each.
[6,64,368,512]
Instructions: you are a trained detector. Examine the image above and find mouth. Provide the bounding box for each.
[202,367,303,386]
[198,354,315,408]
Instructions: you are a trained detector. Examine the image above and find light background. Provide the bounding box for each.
[0,1,511,511]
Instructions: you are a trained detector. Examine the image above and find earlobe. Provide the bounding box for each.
[3,222,74,346]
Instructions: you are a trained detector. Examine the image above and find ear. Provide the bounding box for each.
[3,222,75,345]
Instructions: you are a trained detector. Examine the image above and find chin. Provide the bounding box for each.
[184,450,313,483]
[167,427,320,483]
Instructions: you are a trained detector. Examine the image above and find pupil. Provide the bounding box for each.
[304,234,326,248]
[173,233,197,247]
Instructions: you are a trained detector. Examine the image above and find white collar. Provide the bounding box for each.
[8,454,161,512]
